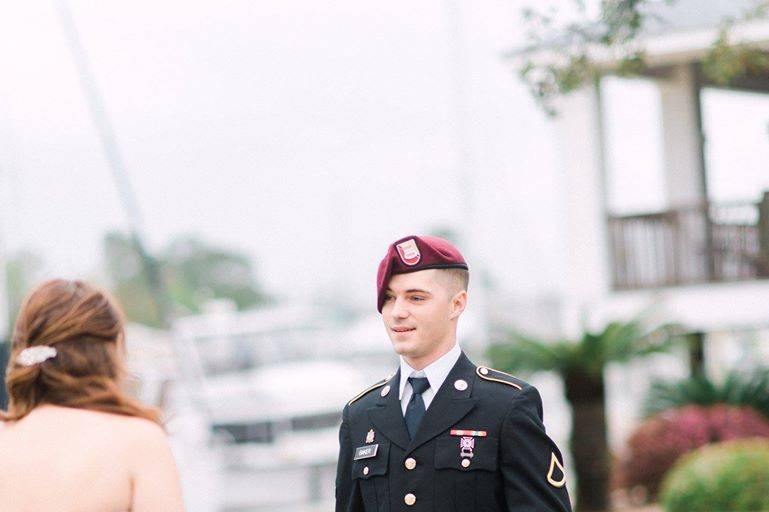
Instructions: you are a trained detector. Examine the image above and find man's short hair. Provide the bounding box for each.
[438,268,469,295]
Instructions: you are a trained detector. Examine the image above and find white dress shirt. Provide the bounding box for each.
[398,343,462,416]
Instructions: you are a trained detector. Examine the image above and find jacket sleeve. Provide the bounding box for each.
[335,404,364,512]
[500,386,572,512]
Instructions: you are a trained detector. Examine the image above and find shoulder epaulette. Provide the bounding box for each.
[476,366,523,390]
[347,374,394,406]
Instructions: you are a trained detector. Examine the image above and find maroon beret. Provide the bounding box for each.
[376,235,468,312]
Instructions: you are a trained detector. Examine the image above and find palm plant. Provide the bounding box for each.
[488,317,680,512]
[644,369,769,419]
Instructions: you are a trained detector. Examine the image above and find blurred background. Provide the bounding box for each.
[2,0,769,511]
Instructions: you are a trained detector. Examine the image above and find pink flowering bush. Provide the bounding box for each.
[618,404,769,499]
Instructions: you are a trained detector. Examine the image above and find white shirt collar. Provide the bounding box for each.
[398,343,462,399]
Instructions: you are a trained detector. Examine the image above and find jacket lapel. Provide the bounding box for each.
[367,369,411,450]
[404,352,477,456]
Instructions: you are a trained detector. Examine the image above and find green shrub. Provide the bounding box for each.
[619,405,769,499]
[661,439,769,512]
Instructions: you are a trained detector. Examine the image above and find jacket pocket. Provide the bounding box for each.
[352,442,390,512]
[352,441,390,480]
[434,436,500,512]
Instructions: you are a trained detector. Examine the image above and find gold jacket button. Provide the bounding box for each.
[363,466,369,476]
[404,493,417,506]
[404,458,417,470]
[461,458,471,468]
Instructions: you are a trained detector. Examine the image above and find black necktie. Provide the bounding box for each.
[405,377,430,439]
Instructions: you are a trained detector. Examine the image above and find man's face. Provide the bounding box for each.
[381,269,465,361]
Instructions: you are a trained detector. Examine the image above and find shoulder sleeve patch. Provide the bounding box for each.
[476,366,523,390]
[547,452,567,488]
[347,373,394,406]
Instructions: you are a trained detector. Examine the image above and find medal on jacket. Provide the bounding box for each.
[366,429,375,444]
[450,429,487,437]
[459,436,475,459]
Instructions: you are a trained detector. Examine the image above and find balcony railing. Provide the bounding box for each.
[607,194,769,290]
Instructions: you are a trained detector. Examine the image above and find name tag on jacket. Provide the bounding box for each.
[353,444,379,460]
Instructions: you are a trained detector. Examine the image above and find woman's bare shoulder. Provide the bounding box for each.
[77,409,167,444]
[119,415,168,446]
[8,406,166,444]
[58,408,172,466]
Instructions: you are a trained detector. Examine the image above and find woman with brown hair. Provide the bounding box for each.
[0,279,184,511]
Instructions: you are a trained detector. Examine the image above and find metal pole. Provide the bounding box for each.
[52,1,216,422]
[54,0,171,327]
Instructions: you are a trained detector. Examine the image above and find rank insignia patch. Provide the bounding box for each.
[547,452,566,488]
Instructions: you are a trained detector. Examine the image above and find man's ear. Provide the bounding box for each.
[449,290,467,320]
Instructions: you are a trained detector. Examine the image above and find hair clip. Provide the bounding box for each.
[17,346,58,367]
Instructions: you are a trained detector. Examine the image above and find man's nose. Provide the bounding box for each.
[390,297,409,318]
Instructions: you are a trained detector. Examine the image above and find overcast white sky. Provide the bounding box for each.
[1,0,769,310]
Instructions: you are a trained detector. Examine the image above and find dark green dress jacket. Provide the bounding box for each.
[335,352,572,512]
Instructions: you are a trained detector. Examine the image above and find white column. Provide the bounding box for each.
[658,64,707,206]
[551,81,612,336]
[658,64,710,283]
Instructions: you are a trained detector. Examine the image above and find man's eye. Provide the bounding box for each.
[384,295,394,302]
[410,296,425,302]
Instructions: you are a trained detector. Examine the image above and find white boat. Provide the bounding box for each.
[166,301,393,512]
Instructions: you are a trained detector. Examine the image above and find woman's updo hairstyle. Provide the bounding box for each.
[1,279,160,424]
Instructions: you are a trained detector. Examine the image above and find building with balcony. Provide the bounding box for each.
[505,0,769,453]
[513,1,769,340]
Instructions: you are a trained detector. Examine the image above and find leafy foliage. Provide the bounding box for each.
[163,236,266,314]
[620,405,769,499]
[643,369,769,419]
[103,231,268,327]
[661,439,769,512]
[703,23,769,86]
[488,316,679,377]
[518,0,769,115]
[103,232,165,327]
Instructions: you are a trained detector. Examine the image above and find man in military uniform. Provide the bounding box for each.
[335,235,572,512]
